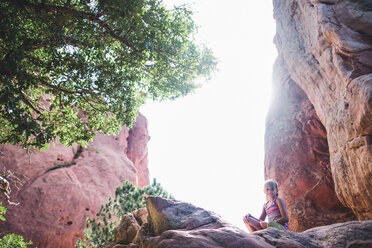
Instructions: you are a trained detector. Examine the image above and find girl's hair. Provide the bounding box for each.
[264,179,279,196]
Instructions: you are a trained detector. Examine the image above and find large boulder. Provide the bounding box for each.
[267,0,372,229]
[112,197,372,248]
[130,196,274,248]
[255,220,372,248]
[0,114,150,248]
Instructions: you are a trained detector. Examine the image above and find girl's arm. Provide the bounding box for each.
[259,204,268,228]
[275,197,289,224]
[259,204,267,221]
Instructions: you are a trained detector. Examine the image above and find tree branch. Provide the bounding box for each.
[39,79,78,95]
[19,91,42,115]
[80,93,105,112]
[15,0,140,53]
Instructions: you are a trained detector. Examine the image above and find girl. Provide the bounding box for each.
[243,179,289,232]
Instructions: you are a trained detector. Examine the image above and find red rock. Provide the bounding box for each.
[136,196,274,248]
[0,115,150,248]
[114,214,141,245]
[113,197,371,248]
[255,220,372,248]
[270,0,372,224]
[265,57,356,231]
[132,208,148,227]
[127,113,150,188]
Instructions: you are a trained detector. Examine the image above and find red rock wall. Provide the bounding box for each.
[0,114,150,248]
[265,57,356,231]
[267,0,372,230]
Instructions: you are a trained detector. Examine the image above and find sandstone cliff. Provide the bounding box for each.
[0,113,150,248]
[265,0,372,231]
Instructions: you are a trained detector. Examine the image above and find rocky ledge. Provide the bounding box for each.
[109,196,372,248]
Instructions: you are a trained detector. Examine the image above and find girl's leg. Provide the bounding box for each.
[243,214,263,232]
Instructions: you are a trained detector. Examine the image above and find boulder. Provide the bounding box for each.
[133,196,274,248]
[115,214,141,245]
[113,197,372,248]
[255,220,372,248]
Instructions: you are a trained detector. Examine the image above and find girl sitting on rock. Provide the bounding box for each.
[243,179,289,232]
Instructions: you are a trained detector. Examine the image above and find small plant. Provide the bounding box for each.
[76,179,172,248]
[0,202,6,221]
[48,161,77,172]
[74,147,83,159]
[0,233,33,248]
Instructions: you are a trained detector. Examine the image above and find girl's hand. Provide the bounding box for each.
[260,221,268,228]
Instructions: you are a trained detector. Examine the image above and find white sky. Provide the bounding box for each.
[140,0,277,230]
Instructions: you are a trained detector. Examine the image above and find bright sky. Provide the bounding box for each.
[140,0,277,230]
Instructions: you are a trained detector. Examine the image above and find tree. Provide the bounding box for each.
[0,0,217,149]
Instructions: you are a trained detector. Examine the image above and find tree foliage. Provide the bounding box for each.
[0,0,217,149]
[76,179,172,248]
[0,202,6,221]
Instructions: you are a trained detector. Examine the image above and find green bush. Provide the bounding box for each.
[76,179,172,248]
[0,233,33,248]
[0,202,6,221]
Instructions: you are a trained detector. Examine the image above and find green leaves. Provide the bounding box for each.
[0,0,216,148]
[0,0,217,149]
[0,234,33,248]
[76,179,172,248]
[0,202,6,221]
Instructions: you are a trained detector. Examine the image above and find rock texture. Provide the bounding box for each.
[0,114,150,248]
[267,0,372,229]
[127,113,151,188]
[111,197,372,248]
[255,220,372,248]
[114,214,141,245]
[116,196,273,248]
[265,57,356,231]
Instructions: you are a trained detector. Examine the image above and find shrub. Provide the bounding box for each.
[76,179,172,248]
[0,233,33,248]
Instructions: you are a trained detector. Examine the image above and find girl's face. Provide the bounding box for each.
[264,183,277,201]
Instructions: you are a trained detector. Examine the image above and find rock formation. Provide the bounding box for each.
[127,113,151,188]
[110,196,372,248]
[266,0,372,230]
[0,113,150,248]
[265,57,356,231]
[255,220,372,248]
[112,196,273,248]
